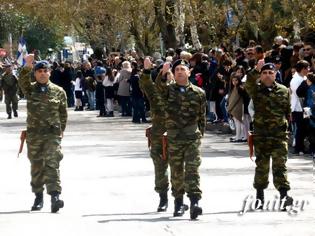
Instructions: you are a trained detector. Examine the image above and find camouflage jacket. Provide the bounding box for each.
[141,71,206,140]
[245,69,291,137]
[19,67,68,135]
[1,72,18,95]
[139,71,167,137]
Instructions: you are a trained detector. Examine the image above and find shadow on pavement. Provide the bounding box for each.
[97,217,187,223]
[203,210,241,215]
[82,212,158,217]
[0,210,30,214]
[83,212,188,223]
[84,210,243,223]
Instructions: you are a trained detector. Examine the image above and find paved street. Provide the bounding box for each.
[0,101,314,236]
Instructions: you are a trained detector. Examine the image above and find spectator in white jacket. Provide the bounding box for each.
[290,60,310,155]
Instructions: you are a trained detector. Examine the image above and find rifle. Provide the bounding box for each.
[145,126,152,149]
[248,131,254,161]
[18,130,26,158]
[162,132,167,161]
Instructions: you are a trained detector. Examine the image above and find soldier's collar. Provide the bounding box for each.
[175,82,192,89]
[260,81,276,89]
[36,80,51,86]
[36,81,51,92]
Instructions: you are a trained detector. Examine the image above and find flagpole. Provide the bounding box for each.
[8,33,13,60]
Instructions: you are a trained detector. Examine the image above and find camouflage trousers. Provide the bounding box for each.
[253,136,290,191]
[26,133,63,194]
[5,93,18,115]
[150,136,169,194]
[168,138,202,200]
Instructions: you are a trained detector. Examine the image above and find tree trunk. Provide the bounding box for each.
[130,22,148,55]
[153,0,178,50]
[187,0,202,50]
[175,0,185,47]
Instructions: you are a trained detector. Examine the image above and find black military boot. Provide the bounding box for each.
[157,192,168,212]
[50,191,64,213]
[31,192,43,211]
[279,188,293,211]
[13,110,18,117]
[106,111,114,117]
[255,189,264,210]
[173,197,186,217]
[97,111,106,117]
[190,196,202,220]
[7,113,12,119]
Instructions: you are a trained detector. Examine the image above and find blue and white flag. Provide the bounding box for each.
[17,37,28,66]
[226,8,234,28]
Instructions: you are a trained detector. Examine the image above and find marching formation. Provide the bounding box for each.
[0,34,314,220]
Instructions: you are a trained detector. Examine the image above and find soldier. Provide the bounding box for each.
[245,61,293,210]
[139,59,172,212]
[1,63,19,119]
[19,54,68,213]
[141,58,206,220]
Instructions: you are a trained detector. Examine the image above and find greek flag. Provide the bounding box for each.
[226,8,234,28]
[17,37,28,66]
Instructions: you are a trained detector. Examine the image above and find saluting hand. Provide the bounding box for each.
[144,57,152,70]
[256,59,265,72]
[162,62,171,76]
[24,54,35,68]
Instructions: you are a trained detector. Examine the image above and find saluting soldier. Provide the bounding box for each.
[141,58,206,220]
[19,54,68,213]
[139,59,173,212]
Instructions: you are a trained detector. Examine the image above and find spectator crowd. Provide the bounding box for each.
[1,33,315,158]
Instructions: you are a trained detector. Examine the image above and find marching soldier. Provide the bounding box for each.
[139,59,172,212]
[245,61,293,210]
[19,54,68,213]
[1,63,19,119]
[141,58,206,220]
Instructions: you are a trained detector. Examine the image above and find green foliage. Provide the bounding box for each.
[23,21,64,57]
[0,2,64,57]
[1,0,314,55]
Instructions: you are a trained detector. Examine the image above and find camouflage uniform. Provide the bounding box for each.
[1,72,18,115]
[19,67,67,194]
[142,71,206,200]
[140,71,169,194]
[245,69,291,191]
